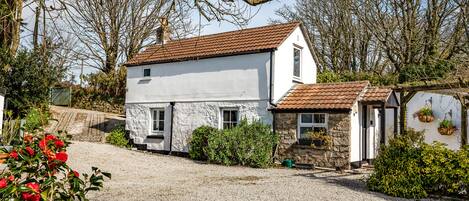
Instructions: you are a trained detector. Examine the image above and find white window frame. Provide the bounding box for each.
[297,113,328,139]
[150,108,165,134]
[220,108,239,129]
[293,46,302,80]
[143,68,151,77]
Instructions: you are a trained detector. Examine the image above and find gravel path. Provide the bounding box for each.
[68,141,409,201]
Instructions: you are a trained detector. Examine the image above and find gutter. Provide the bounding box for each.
[169,102,175,154]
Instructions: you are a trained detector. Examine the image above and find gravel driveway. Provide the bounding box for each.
[67,141,408,201]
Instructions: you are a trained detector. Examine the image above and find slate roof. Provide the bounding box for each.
[126,22,300,66]
[275,81,370,110]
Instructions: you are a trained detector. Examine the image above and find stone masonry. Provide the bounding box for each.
[275,112,351,169]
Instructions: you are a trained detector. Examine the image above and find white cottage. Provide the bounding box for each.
[125,22,398,169]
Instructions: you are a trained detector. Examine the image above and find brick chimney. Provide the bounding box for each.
[156,17,170,44]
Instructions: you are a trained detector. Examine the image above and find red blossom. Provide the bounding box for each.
[25,147,35,156]
[54,140,65,148]
[24,134,34,144]
[21,193,41,201]
[8,175,14,182]
[44,150,56,161]
[45,134,57,141]
[9,150,18,160]
[55,152,68,163]
[0,178,7,189]
[69,170,80,178]
[38,139,47,150]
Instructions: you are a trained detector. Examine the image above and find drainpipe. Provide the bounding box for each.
[169,102,175,154]
[269,50,278,163]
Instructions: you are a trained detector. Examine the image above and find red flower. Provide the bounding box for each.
[55,152,68,163]
[45,134,57,141]
[54,140,65,148]
[25,147,35,156]
[22,182,41,201]
[9,150,18,160]
[44,150,56,161]
[39,139,47,150]
[8,175,14,182]
[21,193,41,201]
[0,178,7,189]
[69,170,80,178]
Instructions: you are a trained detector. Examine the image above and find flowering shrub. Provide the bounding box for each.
[0,132,111,200]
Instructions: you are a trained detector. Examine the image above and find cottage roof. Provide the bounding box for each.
[126,22,301,66]
[361,87,393,103]
[275,81,370,110]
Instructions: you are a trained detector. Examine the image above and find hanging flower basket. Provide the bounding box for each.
[308,131,332,148]
[417,106,434,123]
[438,119,457,136]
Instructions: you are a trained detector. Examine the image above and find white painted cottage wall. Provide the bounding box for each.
[126,53,270,103]
[273,27,317,103]
[407,92,463,150]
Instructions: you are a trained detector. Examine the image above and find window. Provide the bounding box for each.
[221,109,238,129]
[151,109,165,133]
[293,47,301,79]
[143,68,151,77]
[298,113,327,139]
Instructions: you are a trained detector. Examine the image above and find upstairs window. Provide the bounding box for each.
[143,68,151,77]
[293,47,301,79]
[221,108,238,129]
[298,113,328,139]
[151,108,165,133]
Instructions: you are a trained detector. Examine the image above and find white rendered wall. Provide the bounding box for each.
[350,102,361,162]
[126,100,272,152]
[407,92,463,150]
[126,53,270,104]
[273,27,317,103]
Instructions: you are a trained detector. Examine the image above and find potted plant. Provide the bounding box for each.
[308,131,332,148]
[417,106,434,123]
[438,119,457,136]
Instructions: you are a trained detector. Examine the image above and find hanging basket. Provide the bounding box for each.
[438,126,456,136]
[418,114,435,123]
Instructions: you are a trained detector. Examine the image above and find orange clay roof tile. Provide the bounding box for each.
[126,22,300,66]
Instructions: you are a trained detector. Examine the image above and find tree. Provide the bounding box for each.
[0,0,23,55]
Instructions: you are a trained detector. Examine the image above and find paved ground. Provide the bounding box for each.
[46,106,124,142]
[68,141,413,201]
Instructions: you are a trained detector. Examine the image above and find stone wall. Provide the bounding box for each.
[275,112,351,169]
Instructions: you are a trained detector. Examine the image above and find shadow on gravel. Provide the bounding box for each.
[294,171,409,201]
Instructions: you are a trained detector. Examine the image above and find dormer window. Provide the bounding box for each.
[143,68,151,77]
[293,47,301,79]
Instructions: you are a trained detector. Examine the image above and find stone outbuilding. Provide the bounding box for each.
[272,81,399,169]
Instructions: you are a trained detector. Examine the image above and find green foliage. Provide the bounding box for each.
[106,126,130,148]
[439,119,454,128]
[398,60,455,83]
[188,126,218,161]
[70,67,126,114]
[0,48,64,117]
[367,129,469,198]
[189,119,278,168]
[1,111,21,146]
[317,70,398,86]
[419,106,433,116]
[24,107,50,132]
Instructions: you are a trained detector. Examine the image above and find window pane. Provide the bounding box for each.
[299,127,312,139]
[223,111,230,122]
[159,111,165,121]
[153,121,157,131]
[314,114,325,124]
[313,127,327,133]
[231,111,238,122]
[158,120,164,131]
[293,48,301,77]
[144,68,151,77]
[223,123,231,129]
[301,114,313,123]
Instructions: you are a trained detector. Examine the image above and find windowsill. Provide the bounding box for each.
[140,78,152,81]
[147,134,164,139]
[292,78,303,83]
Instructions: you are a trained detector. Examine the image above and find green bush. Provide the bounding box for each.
[189,119,278,168]
[367,129,469,199]
[106,126,130,148]
[24,107,50,131]
[317,70,398,86]
[398,60,455,83]
[188,126,218,160]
